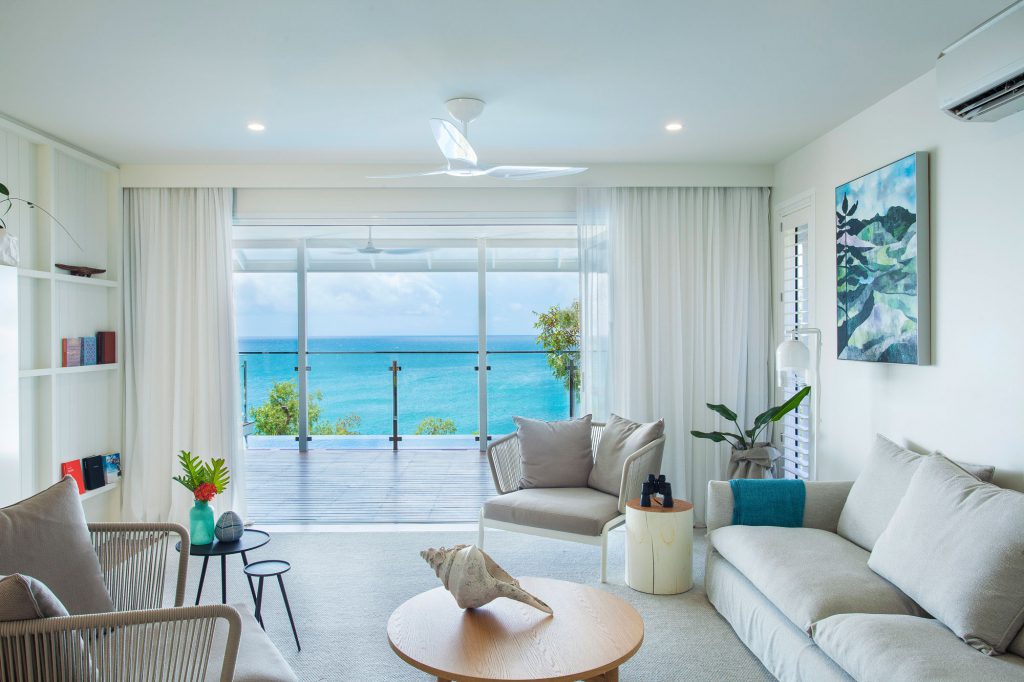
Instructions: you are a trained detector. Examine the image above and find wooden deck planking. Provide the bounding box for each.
[245,448,496,524]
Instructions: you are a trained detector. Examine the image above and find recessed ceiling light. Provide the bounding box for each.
[665,122,684,132]
[247,122,266,132]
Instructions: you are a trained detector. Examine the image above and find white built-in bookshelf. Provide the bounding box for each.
[1,120,122,519]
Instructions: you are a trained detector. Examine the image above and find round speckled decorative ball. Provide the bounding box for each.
[214,511,244,542]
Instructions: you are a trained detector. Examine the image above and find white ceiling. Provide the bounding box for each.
[0,1,1010,166]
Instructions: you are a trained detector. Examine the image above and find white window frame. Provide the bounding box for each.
[774,191,816,480]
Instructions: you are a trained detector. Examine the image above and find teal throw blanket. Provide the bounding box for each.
[729,479,805,527]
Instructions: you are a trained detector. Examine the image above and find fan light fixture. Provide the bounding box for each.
[247,122,266,132]
[665,122,684,132]
[368,98,588,181]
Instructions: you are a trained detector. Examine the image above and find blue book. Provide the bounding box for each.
[82,336,97,365]
[102,453,121,481]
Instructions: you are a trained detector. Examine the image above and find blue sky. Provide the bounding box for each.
[233,271,578,338]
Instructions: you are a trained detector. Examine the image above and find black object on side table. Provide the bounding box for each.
[244,560,301,651]
[175,528,270,606]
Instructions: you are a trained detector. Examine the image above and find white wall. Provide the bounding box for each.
[772,70,1024,490]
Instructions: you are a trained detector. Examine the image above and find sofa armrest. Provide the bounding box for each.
[706,480,855,535]
[486,433,522,495]
[617,436,666,512]
[0,604,241,682]
[89,522,190,608]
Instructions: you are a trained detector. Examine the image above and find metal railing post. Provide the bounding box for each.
[242,359,248,420]
[389,360,402,451]
[567,356,576,419]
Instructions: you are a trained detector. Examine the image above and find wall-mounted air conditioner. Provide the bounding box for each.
[937,0,1024,122]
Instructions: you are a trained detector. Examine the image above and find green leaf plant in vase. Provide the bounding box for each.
[173,451,230,545]
[691,385,811,479]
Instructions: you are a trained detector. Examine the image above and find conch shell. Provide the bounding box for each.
[420,544,553,614]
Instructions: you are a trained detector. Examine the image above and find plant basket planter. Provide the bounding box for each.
[728,443,781,479]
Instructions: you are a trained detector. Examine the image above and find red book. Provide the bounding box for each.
[60,460,85,494]
[97,331,116,364]
[61,338,69,367]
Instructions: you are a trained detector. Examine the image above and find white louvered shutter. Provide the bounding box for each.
[779,209,813,479]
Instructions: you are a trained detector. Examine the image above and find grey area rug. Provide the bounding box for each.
[173,529,772,681]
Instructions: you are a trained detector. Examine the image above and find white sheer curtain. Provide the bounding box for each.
[578,187,772,524]
[123,188,246,525]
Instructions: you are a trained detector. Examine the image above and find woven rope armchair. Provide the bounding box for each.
[0,522,241,682]
[479,421,665,582]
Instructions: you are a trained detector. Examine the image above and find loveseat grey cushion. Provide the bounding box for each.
[711,525,925,634]
[812,613,1024,682]
[206,604,298,682]
[836,434,994,551]
[0,573,69,621]
[0,477,114,615]
[868,455,1024,654]
[515,415,594,488]
[483,487,621,536]
[587,414,664,496]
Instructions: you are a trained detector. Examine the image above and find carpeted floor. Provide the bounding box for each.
[175,528,772,681]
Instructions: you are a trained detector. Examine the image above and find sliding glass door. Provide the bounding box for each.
[233,225,579,451]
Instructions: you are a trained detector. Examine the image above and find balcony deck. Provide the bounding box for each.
[245,447,496,524]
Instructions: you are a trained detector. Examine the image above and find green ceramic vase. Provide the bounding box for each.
[190,500,216,545]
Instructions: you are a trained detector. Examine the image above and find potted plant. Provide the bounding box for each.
[173,451,230,545]
[691,386,811,479]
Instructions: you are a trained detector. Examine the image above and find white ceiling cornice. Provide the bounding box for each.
[119,163,772,188]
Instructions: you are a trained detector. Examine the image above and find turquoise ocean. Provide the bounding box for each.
[238,335,572,441]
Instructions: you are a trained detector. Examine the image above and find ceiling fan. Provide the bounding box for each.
[368,98,587,180]
[355,227,426,256]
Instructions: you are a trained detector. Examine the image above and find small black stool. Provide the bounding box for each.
[243,560,301,651]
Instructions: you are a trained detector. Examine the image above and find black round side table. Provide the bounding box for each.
[175,528,270,606]
[244,560,301,651]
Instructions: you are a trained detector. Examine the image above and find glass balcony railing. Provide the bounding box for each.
[239,349,579,450]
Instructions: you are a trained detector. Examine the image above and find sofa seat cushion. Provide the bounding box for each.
[483,488,621,536]
[812,613,1024,682]
[207,604,297,682]
[711,526,925,634]
[0,477,115,616]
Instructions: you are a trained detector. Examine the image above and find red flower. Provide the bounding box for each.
[194,482,218,502]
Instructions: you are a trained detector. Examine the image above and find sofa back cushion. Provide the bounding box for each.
[587,414,664,496]
[0,477,114,615]
[868,455,1024,654]
[0,573,69,621]
[837,434,995,551]
[515,415,594,489]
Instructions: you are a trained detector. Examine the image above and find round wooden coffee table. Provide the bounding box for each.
[387,576,643,682]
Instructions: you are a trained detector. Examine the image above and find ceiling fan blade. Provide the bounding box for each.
[480,165,588,180]
[382,248,429,255]
[366,167,450,179]
[430,119,478,165]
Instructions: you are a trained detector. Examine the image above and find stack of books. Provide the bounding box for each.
[60,452,121,493]
[61,331,116,367]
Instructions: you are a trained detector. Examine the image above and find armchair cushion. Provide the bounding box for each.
[0,477,115,616]
[206,604,298,682]
[514,415,594,489]
[587,414,664,496]
[0,574,69,621]
[483,488,620,536]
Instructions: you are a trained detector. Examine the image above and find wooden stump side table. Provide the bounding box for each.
[625,497,694,595]
[387,576,643,682]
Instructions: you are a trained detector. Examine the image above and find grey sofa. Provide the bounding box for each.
[705,439,1024,682]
